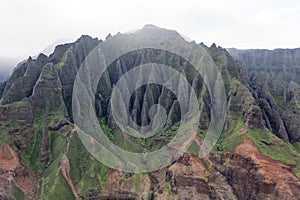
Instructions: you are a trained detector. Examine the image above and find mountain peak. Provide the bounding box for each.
[143,24,158,28]
[75,35,97,43]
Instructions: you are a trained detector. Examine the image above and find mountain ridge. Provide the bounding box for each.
[0,26,299,199]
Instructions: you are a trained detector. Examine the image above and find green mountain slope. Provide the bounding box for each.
[0,26,299,199]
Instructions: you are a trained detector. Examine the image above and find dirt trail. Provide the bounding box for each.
[237,127,247,136]
[58,155,78,199]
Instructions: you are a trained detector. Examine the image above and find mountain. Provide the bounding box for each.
[0,26,300,199]
[228,48,300,142]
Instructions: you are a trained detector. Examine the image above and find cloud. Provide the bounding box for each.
[0,0,300,70]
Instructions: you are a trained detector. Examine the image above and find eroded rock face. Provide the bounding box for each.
[258,98,289,141]
[0,55,49,105]
[282,111,300,142]
[0,143,35,200]
[99,148,299,200]
[29,63,67,114]
[149,154,211,200]
[213,138,300,200]
[228,78,264,129]
[0,142,298,200]
[229,48,300,142]
[0,101,34,156]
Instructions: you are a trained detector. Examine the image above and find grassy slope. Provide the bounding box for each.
[211,110,300,178]
[247,129,300,178]
[213,111,244,153]
[2,99,300,199]
[11,182,24,200]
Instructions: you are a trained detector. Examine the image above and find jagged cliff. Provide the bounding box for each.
[228,48,300,142]
[0,26,299,199]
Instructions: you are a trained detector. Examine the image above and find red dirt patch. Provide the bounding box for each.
[107,169,123,189]
[235,138,289,169]
[237,127,247,136]
[0,143,19,170]
[0,143,35,199]
[235,137,300,198]
[14,168,35,199]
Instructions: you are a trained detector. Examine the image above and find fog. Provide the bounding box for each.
[1,0,300,71]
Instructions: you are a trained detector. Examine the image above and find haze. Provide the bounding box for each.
[1,0,300,72]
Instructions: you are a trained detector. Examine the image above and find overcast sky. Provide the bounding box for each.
[1,0,300,71]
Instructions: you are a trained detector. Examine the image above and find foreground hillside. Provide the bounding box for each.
[0,26,300,199]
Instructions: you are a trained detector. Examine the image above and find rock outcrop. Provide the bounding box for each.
[0,143,35,199]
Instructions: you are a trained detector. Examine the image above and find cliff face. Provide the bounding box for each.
[228,48,300,142]
[0,27,299,199]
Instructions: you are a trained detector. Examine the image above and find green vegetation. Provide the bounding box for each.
[135,174,142,191]
[49,132,66,163]
[293,142,300,152]
[164,182,171,191]
[11,182,24,200]
[67,132,108,196]
[98,118,115,143]
[113,129,144,153]
[29,131,42,170]
[164,122,180,138]
[0,100,31,144]
[97,119,180,154]
[3,100,30,108]
[187,140,200,155]
[66,134,84,185]
[271,94,285,109]
[247,129,300,178]
[42,154,64,192]
[247,129,300,164]
[214,111,244,153]
[54,47,72,70]
[45,172,75,200]
[77,164,101,196]
[2,31,300,199]
[295,165,300,178]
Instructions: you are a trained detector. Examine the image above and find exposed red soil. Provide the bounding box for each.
[235,138,290,170]
[14,168,35,199]
[235,137,300,198]
[0,143,35,199]
[0,143,19,170]
[107,169,123,189]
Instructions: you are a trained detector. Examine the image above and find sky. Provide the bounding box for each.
[1,0,300,72]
